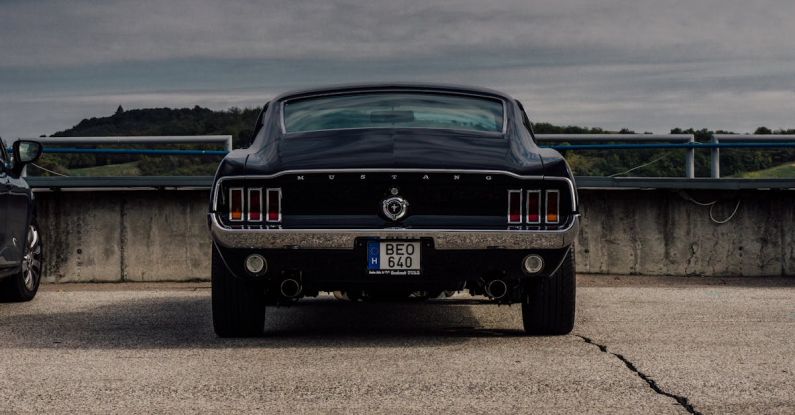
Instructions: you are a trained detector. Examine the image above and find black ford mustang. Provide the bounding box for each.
[208,84,579,337]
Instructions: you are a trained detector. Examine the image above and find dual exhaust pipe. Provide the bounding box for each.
[243,254,303,299]
[484,254,546,300]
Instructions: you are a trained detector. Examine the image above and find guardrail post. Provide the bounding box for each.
[225,136,233,152]
[685,135,695,178]
[710,136,720,178]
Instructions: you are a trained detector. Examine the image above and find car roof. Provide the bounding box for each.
[272,82,514,103]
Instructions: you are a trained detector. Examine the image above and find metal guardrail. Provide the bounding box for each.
[539,134,795,179]
[32,135,234,152]
[14,133,795,185]
[26,176,213,190]
[536,134,696,178]
[710,134,795,178]
[16,135,232,177]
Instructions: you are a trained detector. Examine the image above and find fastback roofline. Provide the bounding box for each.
[272,82,514,104]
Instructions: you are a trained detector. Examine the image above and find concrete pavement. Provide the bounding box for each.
[0,276,793,414]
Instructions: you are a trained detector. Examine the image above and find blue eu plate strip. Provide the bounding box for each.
[367,240,380,270]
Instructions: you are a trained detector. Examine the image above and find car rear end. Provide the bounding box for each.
[209,169,578,302]
[208,84,580,337]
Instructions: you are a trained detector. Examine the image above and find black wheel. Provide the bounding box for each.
[0,222,43,303]
[521,248,576,335]
[211,245,266,337]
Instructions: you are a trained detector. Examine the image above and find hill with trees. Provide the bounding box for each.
[29,106,795,178]
[36,106,259,176]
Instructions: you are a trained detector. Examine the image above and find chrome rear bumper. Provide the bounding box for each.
[209,214,579,250]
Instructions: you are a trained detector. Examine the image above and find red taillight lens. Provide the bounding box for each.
[266,188,281,222]
[508,190,522,224]
[526,190,541,223]
[546,190,559,224]
[229,188,243,221]
[248,188,262,221]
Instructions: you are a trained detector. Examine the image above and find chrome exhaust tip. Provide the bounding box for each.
[280,278,303,298]
[484,279,509,300]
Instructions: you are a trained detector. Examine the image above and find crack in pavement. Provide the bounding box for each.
[576,335,703,415]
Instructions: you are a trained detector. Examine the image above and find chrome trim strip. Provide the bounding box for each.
[544,176,578,211]
[209,214,579,251]
[218,168,544,181]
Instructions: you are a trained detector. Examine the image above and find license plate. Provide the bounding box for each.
[367,241,421,276]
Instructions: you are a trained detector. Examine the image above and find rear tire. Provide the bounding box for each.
[521,248,576,335]
[0,222,43,303]
[211,245,266,337]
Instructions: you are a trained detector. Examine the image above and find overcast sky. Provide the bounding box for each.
[1,0,794,139]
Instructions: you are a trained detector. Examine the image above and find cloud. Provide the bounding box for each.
[2,0,794,67]
[0,0,794,137]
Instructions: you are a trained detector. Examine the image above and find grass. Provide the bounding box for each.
[735,162,795,178]
[68,161,141,176]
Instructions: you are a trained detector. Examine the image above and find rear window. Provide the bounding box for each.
[282,92,504,134]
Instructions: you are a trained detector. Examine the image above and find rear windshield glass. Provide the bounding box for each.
[282,92,504,134]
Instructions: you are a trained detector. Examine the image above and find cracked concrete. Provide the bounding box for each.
[1,276,793,413]
[577,335,702,415]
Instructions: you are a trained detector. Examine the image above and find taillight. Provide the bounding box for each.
[266,188,282,222]
[248,188,262,222]
[507,190,522,224]
[526,190,541,224]
[508,188,564,225]
[546,190,559,224]
[229,188,243,222]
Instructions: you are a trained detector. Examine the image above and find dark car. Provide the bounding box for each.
[208,84,579,337]
[0,138,44,302]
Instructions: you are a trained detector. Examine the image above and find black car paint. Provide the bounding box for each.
[0,138,35,279]
[215,84,551,177]
[209,83,578,291]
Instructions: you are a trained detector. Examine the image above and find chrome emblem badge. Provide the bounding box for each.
[382,196,409,221]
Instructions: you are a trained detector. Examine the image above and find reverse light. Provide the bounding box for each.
[522,254,544,274]
[229,188,244,222]
[244,254,267,275]
[507,190,522,224]
[546,189,560,224]
[266,188,282,222]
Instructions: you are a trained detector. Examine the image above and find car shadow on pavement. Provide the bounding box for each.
[0,295,526,350]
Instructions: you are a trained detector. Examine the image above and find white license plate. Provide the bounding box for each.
[367,241,421,275]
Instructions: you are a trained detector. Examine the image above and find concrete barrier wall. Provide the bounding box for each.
[576,189,794,276]
[38,191,211,282]
[35,188,795,282]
